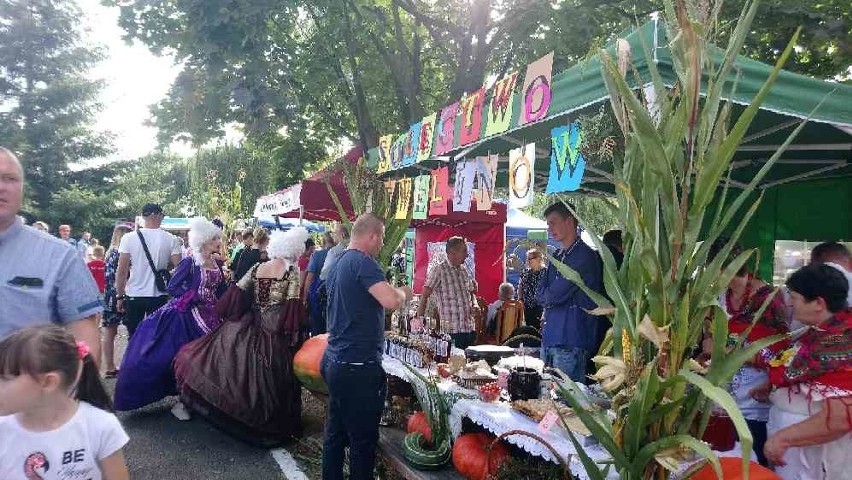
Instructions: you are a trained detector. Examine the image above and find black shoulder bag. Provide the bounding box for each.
[137,230,172,293]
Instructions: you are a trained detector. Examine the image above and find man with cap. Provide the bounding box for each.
[0,147,103,362]
[114,203,182,338]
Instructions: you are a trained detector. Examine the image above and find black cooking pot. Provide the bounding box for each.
[508,367,541,401]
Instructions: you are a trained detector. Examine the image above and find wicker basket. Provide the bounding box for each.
[456,375,497,390]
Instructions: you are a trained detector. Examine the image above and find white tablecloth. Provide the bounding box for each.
[382,355,752,480]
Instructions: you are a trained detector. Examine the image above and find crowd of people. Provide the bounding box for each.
[1,144,850,480]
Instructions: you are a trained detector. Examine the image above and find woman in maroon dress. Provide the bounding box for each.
[174,227,310,447]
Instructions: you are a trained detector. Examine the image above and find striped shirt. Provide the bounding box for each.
[425,260,475,334]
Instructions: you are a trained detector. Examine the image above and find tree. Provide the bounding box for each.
[721,0,851,79]
[0,0,112,215]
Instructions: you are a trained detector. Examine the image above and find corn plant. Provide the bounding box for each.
[326,157,412,268]
[547,0,812,478]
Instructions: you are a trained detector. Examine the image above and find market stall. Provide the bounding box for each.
[364,18,851,282]
[252,146,363,222]
[412,200,507,304]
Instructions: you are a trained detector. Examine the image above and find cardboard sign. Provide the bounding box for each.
[484,71,519,137]
[459,87,485,146]
[417,113,436,162]
[412,174,430,220]
[508,143,535,209]
[475,155,499,210]
[519,53,554,126]
[253,185,302,217]
[395,177,413,219]
[435,102,459,156]
[452,160,477,212]
[537,410,559,435]
[428,166,450,216]
[546,122,586,193]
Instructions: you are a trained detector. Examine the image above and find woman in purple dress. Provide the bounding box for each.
[114,218,226,417]
[174,227,310,446]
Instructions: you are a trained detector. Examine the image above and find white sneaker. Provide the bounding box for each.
[170,402,191,421]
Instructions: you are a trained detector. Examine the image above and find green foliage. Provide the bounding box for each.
[0,0,112,215]
[544,1,808,478]
[528,193,619,238]
[246,130,329,190]
[720,0,852,79]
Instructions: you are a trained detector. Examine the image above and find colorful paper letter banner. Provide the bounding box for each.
[484,71,519,137]
[429,166,450,216]
[403,123,420,166]
[546,122,585,193]
[384,180,397,206]
[509,143,535,209]
[395,177,413,219]
[417,114,436,162]
[412,174,430,220]
[519,53,554,126]
[459,88,485,147]
[475,155,498,210]
[390,134,406,170]
[435,102,459,156]
[452,160,477,213]
[377,135,393,174]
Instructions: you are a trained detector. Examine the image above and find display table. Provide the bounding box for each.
[382,354,754,480]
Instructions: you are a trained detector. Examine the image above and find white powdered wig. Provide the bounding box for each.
[188,217,223,266]
[267,227,310,261]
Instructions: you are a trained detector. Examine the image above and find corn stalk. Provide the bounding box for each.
[326,158,412,269]
[547,1,811,478]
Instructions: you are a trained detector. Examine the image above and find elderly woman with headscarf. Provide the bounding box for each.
[174,227,311,447]
[114,218,227,419]
[752,264,852,479]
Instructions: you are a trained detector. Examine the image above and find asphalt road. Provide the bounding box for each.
[105,327,288,480]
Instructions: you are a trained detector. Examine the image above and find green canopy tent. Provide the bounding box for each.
[371,17,852,280]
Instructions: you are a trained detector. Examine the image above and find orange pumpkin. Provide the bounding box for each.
[452,432,510,480]
[406,411,433,445]
[293,334,328,394]
[690,458,780,480]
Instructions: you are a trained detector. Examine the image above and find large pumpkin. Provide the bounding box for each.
[406,411,433,445]
[293,334,328,394]
[452,432,510,480]
[690,458,780,480]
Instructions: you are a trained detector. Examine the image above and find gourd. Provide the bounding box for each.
[452,432,510,480]
[293,334,328,394]
[406,411,433,445]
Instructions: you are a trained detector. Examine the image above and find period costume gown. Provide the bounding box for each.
[174,264,308,447]
[114,257,224,411]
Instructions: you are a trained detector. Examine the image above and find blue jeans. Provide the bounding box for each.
[320,353,387,480]
[543,346,591,383]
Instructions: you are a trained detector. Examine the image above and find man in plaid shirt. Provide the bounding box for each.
[415,236,479,348]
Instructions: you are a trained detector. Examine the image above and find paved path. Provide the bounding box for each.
[105,327,301,479]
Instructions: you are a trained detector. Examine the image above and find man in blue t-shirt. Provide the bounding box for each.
[322,213,412,480]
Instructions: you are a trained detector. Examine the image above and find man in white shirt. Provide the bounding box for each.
[114,203,181,338]
[809,241,852,306]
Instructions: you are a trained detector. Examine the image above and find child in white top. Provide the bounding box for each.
[0,326,129,480]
